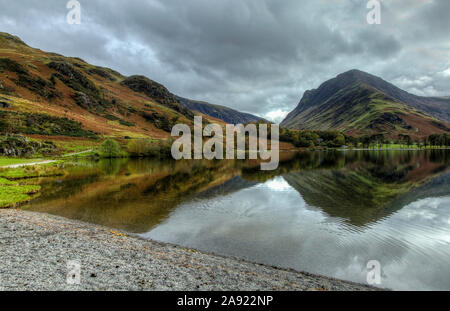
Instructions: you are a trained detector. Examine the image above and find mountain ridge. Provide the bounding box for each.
[281,69,450,138]
[0,32,259,142]
[176,96,266,124]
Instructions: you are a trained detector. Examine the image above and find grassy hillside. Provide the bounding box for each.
[282,70,450,139]
[0,32,207,149]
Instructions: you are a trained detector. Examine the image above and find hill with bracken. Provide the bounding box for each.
[0,32,225,147]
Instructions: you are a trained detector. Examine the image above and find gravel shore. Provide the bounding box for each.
[0,209,379,291]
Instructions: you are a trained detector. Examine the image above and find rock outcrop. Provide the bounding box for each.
[0,96,11,108]
[0,101,11,108]
[0,135,57,157]
[48,61,98,96]
[121,75,194,119]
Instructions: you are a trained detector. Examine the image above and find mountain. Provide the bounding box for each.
[0,32,200,141]
[281,70,450,138]
[0,32,250,143]
[176,96,266,124]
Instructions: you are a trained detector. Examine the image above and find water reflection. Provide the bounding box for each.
[25,150,450,290]
[28,159,241,232]
[146,179,450,290]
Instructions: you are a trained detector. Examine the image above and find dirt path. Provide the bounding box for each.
[62,149,93,157]
[1,160,56,169]
[0,149,93,169]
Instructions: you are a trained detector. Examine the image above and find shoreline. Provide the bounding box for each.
[337,147,450,151]
[1,147,448,168]
[0,209,381,291]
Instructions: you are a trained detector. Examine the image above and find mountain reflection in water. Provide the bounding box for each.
[26,150,450,290]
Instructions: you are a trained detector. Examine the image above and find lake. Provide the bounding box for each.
[25,150,450,290]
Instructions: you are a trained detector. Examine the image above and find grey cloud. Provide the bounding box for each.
[0,0,448,120]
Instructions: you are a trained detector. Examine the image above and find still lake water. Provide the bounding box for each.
[26,150,450,290]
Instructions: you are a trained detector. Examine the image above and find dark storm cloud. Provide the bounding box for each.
[0,0,448,122]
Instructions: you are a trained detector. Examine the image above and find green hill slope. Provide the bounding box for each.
[282,70,450,138]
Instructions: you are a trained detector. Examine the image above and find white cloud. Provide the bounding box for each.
[439,67,450,77]
[265,109,289,124]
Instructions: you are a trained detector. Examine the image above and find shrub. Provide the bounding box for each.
[127,139,173,158]
[119,120,135,127]
[127,139,157,157]
[0,58,28,74]
[100,139,121,158]
[0,111,98,138]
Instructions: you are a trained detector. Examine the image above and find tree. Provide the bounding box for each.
[428,134,441,147]
[416,140,422,149]
[345,135,358,148]
[100,139,121,158]
[369,134,384,149]
[332,134,346,147]
[423,137,428,149]
[295,136,313,148]
[398,134,412,148]
[361,136,371,148]
[405,135,412,148]
[127,139,153,157]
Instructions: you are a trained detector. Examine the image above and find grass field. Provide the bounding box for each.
[0,161,64,179]
[0,161,67,208]
[0,184,41,208]
[0,176,41,208]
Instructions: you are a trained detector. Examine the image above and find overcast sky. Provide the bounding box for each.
[1,0,449,122]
